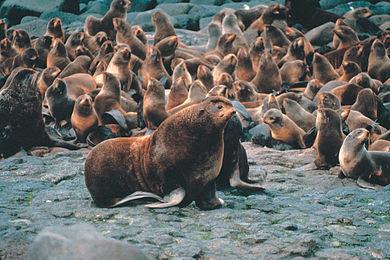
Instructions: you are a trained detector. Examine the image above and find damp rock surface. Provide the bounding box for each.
[0,144,389,259]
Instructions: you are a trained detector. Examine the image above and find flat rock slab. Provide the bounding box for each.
[0,144,389,259]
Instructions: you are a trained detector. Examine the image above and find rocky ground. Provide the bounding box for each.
[1,144,389,259]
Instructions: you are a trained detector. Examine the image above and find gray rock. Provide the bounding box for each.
[27,224,150,260]
[327,1,372,16]
[305,22,335,46]
[199,16,213,29]
[40,11,83,25]
[10,19,48,38]
[132,8,169,32]
[369,14,390,26]
[129,0,156,12]
[190,0,225,5]
[380,21,390,31]
[320,0,350,10]
[173,14,190,30]
[371,1,390,15]
[59,0,80,14]
[0,0,67,25]
[20,16,39,24]
[85,0,110,16]
[157,3,194,16]
[188,5,221,31]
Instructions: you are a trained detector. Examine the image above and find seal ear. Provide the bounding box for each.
[199,108,205,116]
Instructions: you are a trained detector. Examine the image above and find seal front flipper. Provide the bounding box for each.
[195,182,224,210]
[356,176,380,190]
[110,191,166,208]
[145,187,186,209]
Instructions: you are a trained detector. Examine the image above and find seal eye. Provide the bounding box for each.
[217,104,224,110]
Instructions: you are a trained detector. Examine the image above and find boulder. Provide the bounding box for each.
[27,224,150,260]
[40,11,83,25]
[327,1,372,16]
[369,14,390,26]
[10,19,48,38]
[0,0,76,25]
[156,3,194,16]
[129,0,156,12]
[371,1,390,15]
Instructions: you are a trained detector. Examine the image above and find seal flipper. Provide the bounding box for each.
[110,191,166,208]
[145,187,186,209]
[195,182,224,210]
[229,164,265,190]
[356,176,380,190]
[101,109,128,130]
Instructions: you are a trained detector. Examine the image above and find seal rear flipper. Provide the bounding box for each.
[49,137,87,150]
[356,176,380,190]
[229,164,265,190]
[145,187,186,209]
[195,182,224,210]
[110,191,166,208]
[102,109,128,130]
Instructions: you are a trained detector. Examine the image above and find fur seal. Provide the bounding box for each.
[33,35,53,69]
[262,108,306,149]
[0,38,17,63]
[152,11,176,45]
[197,65,214,91]
[140,46,171,89]
[312,52,339,84]
[330,83,363,106]
[12,29,31,54]
[167,80,207,115]
[37,66,61,96]
[47,40,70,70]
[349,72,381,92]
[236,47,255,82]
[368,39,390,83]
[350,88,380,121]
[131,25,147,45]
[143,78,168,131]
[338,61,361,82]
[333,23,359,50]
[65,32,85,61]
[315,92,341,110]
[172,60,192,87]
[84,97,236,209]
[166,77,188,110]
[0,68,82,158]
[283,98,315,132]
[84,0,130,40]
[59,55,91,78]
[251,51,282,93]
[264,24,290,48]
[206,22,222,51]
[313,108,345,169]
[369,139,390,152]
[212,53,237,83]
[303,79,323,100]
[89,40,114,74]
[280,60,309,83]
[339,128,390,186]
[71,94,98,143]
[113,18,147,60]
[83,31,109,55]
[45,17,64,42]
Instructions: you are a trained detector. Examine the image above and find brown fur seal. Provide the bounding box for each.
[369,140,390,152]
[83,31,109,55]
[342,109,386,133]
[89,40,114,74]
[330,83,363,106]
[236,47,255,82]
[10,47,39,70]
[167,80,207,115]
[262,108,306,149]
[143,78,168,131]
[280,60,309,83]
[278,37,305,67]
[45,17,64,43]
[333,24,359,50]
[349,72,381,93]
[71,94,98,142]
[93,72,136,129]
[33,35,52,69]
[0,38,17,63]
[152,11,176,45]
[197,65,214,91]
[212,53,237,83]
[59,55,91,78]
[303,79,323,100]
[0,68,82,158]
[339,128,390,186]
[131,25,147,45]
[84,97,236,209]
[234,80,265,103]
[368,39,390,83]
[206,32,236,59]
[47,40,70,70]
[65,32,85,61]
[113,18,147,60]
[172,60,192,87]
[283,98,315,132]
[84,0,130,40]
[37,66,61,96]
[338,61,361,82]
[264,25,290,48]
[312,52,339,84]
[140,46,171,89]
[315,92,341,110]
[350,88,380,121]
[251,51,282,93]
[166,77,188,110]
[313,108,346,169]
[12,29,31,54]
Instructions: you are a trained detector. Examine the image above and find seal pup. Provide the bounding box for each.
[152,11,176,45]
[262,108,306,149]
[143,78,168,131]
[283,98,315,132]
[333,23,359,50]
[12,29,31,54]
[368,39,390,83]
[71,94,98,143]
[45,17,64,43]
[47,40,70,70]
[113,18,147,60]
[339,128,390,186]
[84,97,236,209]
[251,51,282,93]
[313,108,345,169]
[84,0,131,40]
[338,61,361,82]
[280,60,309,83]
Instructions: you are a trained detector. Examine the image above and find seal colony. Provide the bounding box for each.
[0,0,389,209]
